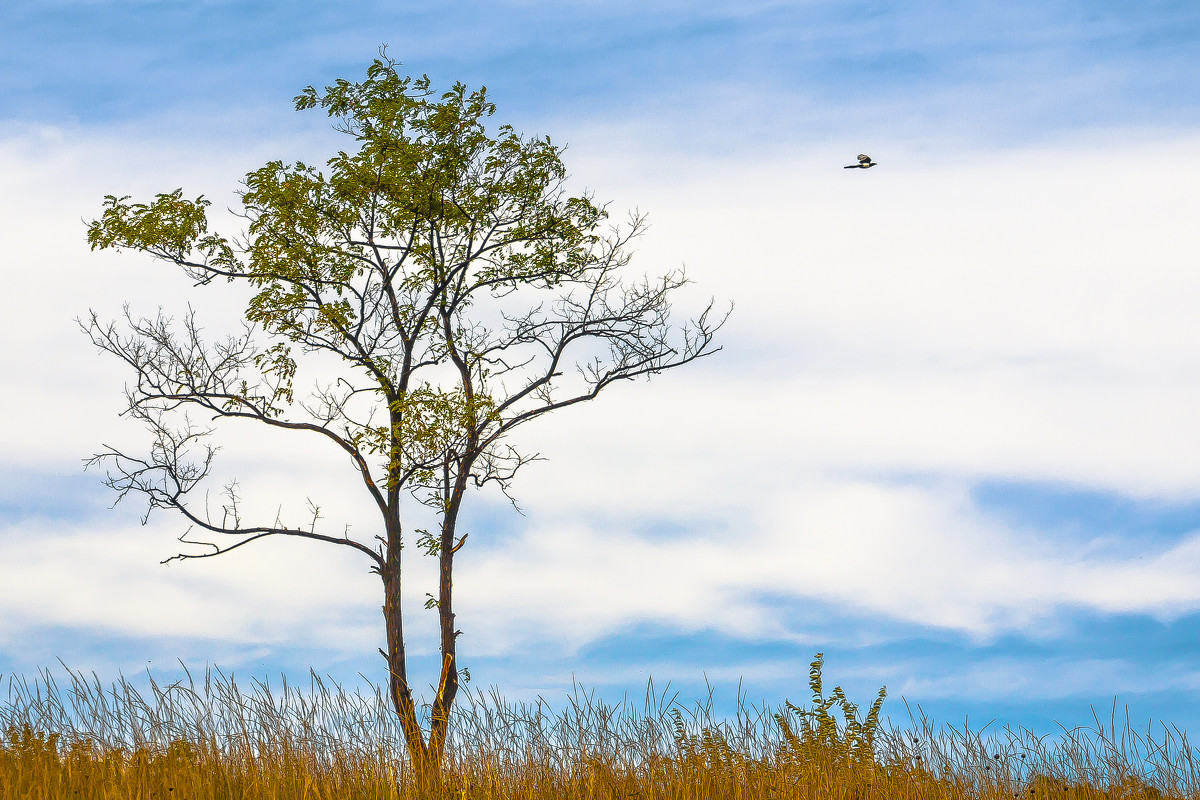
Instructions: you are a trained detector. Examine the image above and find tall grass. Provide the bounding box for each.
[0,653,1196,800]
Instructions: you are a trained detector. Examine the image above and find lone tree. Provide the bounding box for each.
[81,52,727,782]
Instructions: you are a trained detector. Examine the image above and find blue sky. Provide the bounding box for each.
[3,0,1200,784]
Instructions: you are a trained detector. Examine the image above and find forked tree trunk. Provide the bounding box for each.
[378,441,468,788]
[380,531,460,789]
[381,646,457,787]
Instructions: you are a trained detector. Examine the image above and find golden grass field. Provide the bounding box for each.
[0,654,1194,800]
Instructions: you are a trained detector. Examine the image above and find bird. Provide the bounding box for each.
[844,154,877,169]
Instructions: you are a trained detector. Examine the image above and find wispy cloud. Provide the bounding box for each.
[5,1,1200,145]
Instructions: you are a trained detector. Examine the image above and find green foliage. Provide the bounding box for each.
[416,528,439,557]
[772,652,888,772]
[83,48,608,341]
[87,189,240,270]
[289,56,605,282]
[84,50,612,495]
[229,50,608,360]
[251,341,297,408]
[88,190,197,258]
[343,383,500,491]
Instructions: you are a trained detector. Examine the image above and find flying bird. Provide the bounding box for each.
[844,154,877,169]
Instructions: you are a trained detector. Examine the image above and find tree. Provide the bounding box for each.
[80,50,728,785]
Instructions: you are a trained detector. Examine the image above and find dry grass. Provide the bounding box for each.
[0,653,1195,800]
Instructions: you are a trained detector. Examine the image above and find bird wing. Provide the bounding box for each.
[857,154,871,163]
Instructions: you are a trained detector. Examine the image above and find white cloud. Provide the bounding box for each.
[4,120,1200,669]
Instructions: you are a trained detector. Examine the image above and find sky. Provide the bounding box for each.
[3,0,1200,787]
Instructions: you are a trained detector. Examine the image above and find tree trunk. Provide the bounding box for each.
[426,553,460,770]
[380,516,462,789]
[426,469,468,771]
[380,525,434,782]
[426,651,458,774]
